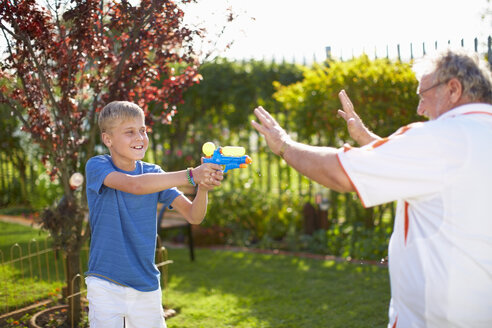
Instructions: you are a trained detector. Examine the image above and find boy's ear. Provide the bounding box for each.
[102,132,112,148]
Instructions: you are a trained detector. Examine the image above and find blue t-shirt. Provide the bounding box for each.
[85,155,182,291]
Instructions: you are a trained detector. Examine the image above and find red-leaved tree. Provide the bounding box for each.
[0,0,206,325]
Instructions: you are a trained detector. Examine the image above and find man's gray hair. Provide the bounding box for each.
[413,49,492,104]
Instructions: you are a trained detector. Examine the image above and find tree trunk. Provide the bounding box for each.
[65,251,82,327]
[364,207,375,228]
[329,190,339,224]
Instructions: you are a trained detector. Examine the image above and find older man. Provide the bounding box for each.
[251,49,492,328]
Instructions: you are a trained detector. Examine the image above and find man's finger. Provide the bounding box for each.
[253,107,269,126]
[337,109,348,121]
[347,118,356,126]
[254,106,277,126]
[251,120,268,136]
[338,90,355,114]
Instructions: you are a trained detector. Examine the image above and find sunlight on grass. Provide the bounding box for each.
[0,263,63,312]
[165,248,390,328]
[0,222,65,313]
[0,221,390,327]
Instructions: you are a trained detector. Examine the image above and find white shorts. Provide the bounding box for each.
[86,276,167,328]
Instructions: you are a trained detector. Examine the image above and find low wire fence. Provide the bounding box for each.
[0,236,172,327]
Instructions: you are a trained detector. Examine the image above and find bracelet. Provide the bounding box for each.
[278,140,289,159]
[186,168,196,186]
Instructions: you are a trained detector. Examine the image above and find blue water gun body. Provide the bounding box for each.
[202,142,252,173]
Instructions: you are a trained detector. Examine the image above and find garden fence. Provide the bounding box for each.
[0,236,172,327]
[1,35,491,207]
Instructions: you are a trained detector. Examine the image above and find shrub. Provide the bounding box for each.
[205,186,304,247]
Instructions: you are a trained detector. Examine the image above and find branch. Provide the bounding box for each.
[111,1,157,85]
[0,91,30,128]
[0,21,20,40]
[1,27,37,124]
[6,14,62,114]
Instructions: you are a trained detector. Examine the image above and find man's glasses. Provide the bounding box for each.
[417,81,447,100]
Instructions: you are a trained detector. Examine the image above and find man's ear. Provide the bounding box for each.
[102,132,112,148]
[447,78,463,104]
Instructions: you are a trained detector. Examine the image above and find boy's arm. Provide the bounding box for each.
[171,185,210,224]
[103,163,223,195]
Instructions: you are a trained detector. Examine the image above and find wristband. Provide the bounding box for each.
[186,168,196,186]
[278,140,289,159]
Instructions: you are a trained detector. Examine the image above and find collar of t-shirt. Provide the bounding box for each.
[438,102,492,120]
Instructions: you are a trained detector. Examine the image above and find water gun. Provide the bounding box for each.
[202,142,252,173]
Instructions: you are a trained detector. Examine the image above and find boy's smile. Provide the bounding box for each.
[102,116,149,171]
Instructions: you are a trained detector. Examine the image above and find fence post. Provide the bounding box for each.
[488,36,492,68]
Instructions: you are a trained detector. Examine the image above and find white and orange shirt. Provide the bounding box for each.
[337,103,492,328]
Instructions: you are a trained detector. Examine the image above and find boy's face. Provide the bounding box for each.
[102,116,148,170]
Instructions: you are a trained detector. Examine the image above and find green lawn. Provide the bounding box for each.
[0,221,391,327]
[164,248,390,328]
[0,221,64,314]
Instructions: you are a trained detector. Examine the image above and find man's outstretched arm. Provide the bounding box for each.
[251,106,354,193]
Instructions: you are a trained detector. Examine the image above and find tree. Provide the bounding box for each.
[0,0,204,325]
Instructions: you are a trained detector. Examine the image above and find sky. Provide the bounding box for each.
[182,0,491,63]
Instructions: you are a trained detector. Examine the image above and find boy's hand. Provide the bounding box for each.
[198,170,223,191]
[193,162,223,188]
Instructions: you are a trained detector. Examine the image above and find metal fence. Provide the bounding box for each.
[0,236,172,327]
[1,36,491,208]
[325,36,492,66]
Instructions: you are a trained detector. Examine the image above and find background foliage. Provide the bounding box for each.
[0,0,207,324]
[2,54,421,261]
[156,55,420,261]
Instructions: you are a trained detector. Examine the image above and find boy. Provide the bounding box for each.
[85,101,223,328]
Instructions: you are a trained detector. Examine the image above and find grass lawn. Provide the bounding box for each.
[0,221,391,327]
[0,221,64,314]
[164,247,390,328]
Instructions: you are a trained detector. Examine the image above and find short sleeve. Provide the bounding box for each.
[144,163,183,208]
[158,188,182,209]
[337,121,466,207]
[85,155,116,195]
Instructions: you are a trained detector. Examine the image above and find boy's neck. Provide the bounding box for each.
[109,153,137,172]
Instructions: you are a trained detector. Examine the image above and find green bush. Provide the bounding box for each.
[273,55,420,145]
[205,186,304,247]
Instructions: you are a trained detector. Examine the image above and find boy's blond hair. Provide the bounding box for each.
[98,101,145,133]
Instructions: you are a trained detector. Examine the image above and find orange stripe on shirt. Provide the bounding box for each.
[462,111,492,116]
[370,138,390,149]
[392,316,398,328]
[404,201,409,246]
[336,153,368,208]
[368,123,419,150]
